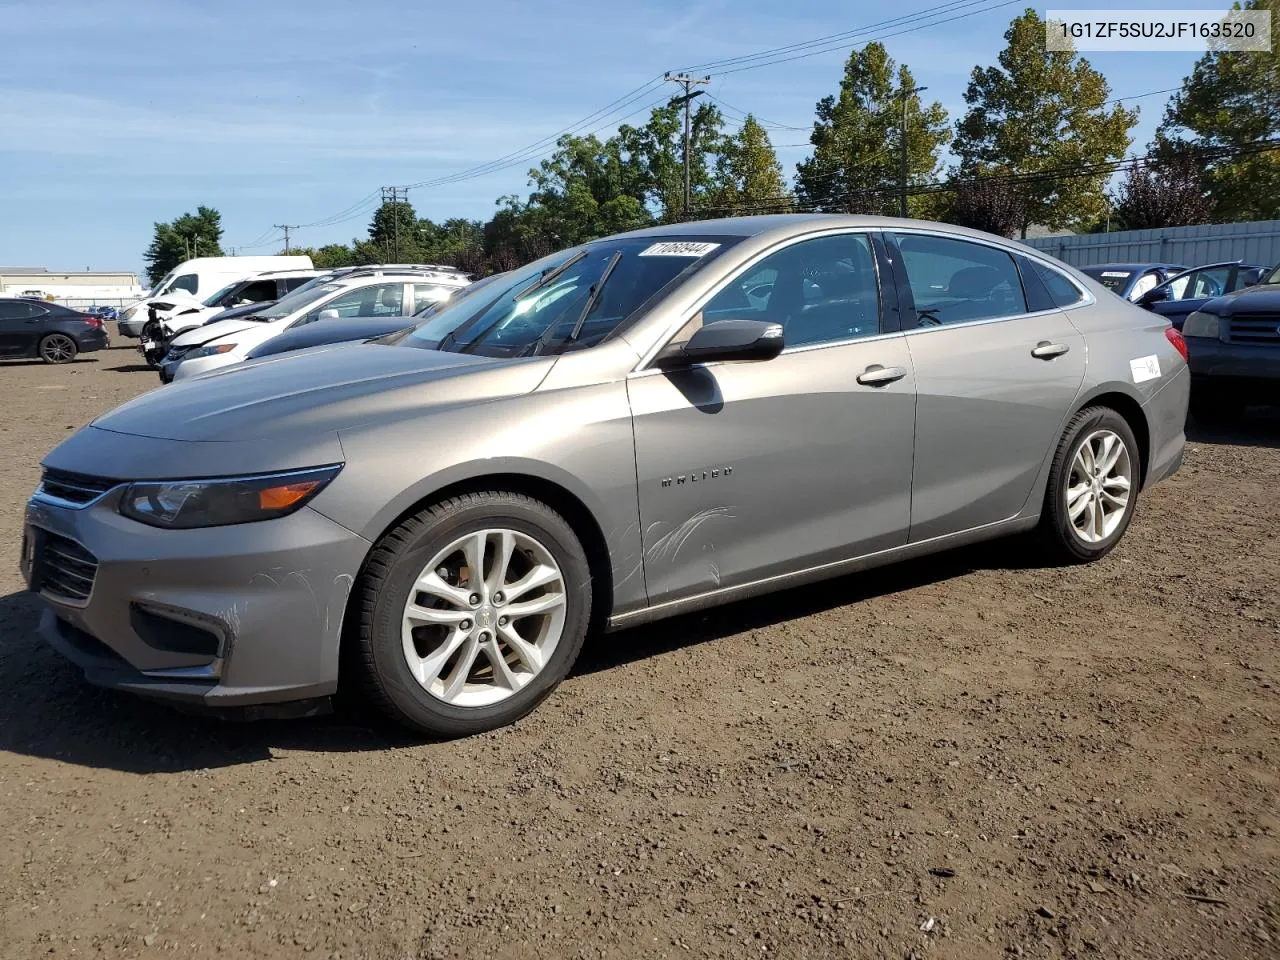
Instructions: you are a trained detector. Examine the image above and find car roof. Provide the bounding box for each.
[1079,263,1185,272]
[608,213,1061,254]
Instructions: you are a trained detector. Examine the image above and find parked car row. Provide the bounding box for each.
[1083,259,1276,415]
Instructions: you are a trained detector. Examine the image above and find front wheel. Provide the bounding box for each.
[1039,406,1140,563]
[346,491,592,738]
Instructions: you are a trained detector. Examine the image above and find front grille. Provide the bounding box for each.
[39,468,117,505]
[36,532,99,603]
[1225,314,1280,345]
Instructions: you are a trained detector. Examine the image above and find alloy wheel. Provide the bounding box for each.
[1065,428,1132,544]
[41,334,76,363]
[401,528,567,708]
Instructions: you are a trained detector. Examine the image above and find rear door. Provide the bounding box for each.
[887,231,1087,543]
[628,230,916,605]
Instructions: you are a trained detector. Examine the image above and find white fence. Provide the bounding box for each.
[1026,220,1280,268]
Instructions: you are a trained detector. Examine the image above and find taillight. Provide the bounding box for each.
[1165,326,1188,363]
[85,317,104,329]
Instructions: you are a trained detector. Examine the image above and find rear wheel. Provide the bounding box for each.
[346,491,591,738]
[1039,406,1140,563]
[39,334,77,364]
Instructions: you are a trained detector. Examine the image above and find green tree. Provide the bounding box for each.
[953,9,1137,236]
[1157,0,1280,220]
[289,243,357,268]
[617,101,727,219]
[795,43,950,217]
[706,115,790,214]
[367,200,423,261]
[142,206,224,286]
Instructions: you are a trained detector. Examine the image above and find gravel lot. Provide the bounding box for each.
[0,345,1276,960]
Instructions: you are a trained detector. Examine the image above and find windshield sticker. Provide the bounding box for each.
[1101,271,1130,278]
[1129,354,1161,383]
[638,241,721,257]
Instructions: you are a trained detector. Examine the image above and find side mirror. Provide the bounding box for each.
[317,309,340,321]
[655,318,785,367]
[1137,286,1169,306]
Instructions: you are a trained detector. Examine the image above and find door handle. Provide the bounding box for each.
[856,364,907,386]
[1031,341,1070,360]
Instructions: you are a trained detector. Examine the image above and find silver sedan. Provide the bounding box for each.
[23,215,1190,737]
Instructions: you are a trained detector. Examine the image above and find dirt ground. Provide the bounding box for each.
[0,345,1276,960]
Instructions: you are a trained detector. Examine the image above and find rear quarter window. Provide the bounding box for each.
[1031,261,1087,308]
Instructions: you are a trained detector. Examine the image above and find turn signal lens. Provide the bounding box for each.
[258,480,322,511]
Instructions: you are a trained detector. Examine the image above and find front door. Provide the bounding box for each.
[888,231,1087,543]
[0,300,41,356]
[628,231,916,607]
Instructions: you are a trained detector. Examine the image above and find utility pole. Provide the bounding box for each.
[665,73,711,219]
[274,224,299,254]
[899,84,926,219]
[381,186,408,261]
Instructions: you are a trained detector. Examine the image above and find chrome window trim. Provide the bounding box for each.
[626,328,906,380]
[632,226,889,373]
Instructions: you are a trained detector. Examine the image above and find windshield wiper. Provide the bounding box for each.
[514,250,589,302]
[568,251,620,342]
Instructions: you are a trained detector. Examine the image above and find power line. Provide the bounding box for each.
[273,224,299,254]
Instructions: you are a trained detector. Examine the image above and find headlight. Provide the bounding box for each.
[188,342,238,359]
[1182,311,1219,339]
[118,465,342,528]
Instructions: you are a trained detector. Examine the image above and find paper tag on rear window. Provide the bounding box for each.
[638,241,720,257]
[1101,271,1130,278]
[1130,354,1161,383]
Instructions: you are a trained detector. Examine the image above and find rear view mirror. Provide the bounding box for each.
[1137,286,1169,306]
[655,318,785,367]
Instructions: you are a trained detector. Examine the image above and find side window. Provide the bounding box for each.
[1031,261,1086,308]
[236,280,278,304]
[0,301,30,320]
[893,233,1027,326]
[697,233,881,348]
[1129,271,1160,301]
[414,284,456,313]
[282,276,311,293]
[172,274,198,295]
[317,283,404,320]
[1169,267,1229,301]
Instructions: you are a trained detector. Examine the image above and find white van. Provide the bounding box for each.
[118,255,314,337]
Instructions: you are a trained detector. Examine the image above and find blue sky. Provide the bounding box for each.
[0,0,1206,275]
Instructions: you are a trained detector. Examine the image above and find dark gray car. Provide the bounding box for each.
[22,215,1190,737]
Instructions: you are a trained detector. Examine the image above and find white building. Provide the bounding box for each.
[0,266,145,304]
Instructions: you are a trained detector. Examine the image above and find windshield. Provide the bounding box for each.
[151,268,178,296]
[1264,264,1280,285]
[401,237,735,357]
[248,283,342,321]
[202,281,241,307]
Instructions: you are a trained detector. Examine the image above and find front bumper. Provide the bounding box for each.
[1186,337,1280,385]
[22,490,371,711]
[171,352,240,381]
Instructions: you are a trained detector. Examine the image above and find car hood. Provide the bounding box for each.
[91,343,555,442]
[1200,283,1280,314]
[171,316,266,347]
[249,318,413,357]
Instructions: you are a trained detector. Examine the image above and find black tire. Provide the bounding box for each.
[1039,406,1141,564]
[345,491,592,738]
[38,333,78,364]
